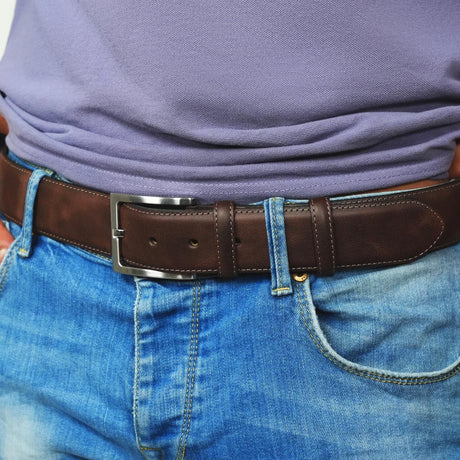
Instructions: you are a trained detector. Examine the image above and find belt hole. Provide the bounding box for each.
[235,237,241,246]
[149,237,158,246]
[189,239,199,248]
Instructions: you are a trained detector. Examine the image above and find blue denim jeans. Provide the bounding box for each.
[0,154,459,459]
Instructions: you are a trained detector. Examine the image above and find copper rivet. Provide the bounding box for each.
[293,273,308,282]
[189,239,199,248]
[149,237,158,246]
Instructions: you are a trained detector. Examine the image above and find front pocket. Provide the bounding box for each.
[0,218,21,295]
[295,243,460,385]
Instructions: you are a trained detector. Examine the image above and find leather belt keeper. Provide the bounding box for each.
[0,147,459,279]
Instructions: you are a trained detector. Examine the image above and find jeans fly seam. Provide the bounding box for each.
[271,200,283,289]
[134,281,165,458]
[295,281,460,385]
[176,281,201,460]
[133,281,145,454]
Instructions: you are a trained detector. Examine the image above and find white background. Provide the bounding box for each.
[0,0,16,59]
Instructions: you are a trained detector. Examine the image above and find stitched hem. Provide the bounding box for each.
[176,281,201,460]
[295,281,460,385]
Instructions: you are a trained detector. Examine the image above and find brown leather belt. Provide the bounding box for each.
[0,144,459,280]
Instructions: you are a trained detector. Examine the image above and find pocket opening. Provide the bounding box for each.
[294,278,460,385]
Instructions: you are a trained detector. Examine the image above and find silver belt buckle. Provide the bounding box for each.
[110,193,197,280]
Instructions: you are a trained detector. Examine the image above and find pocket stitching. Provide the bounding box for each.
[295,281,460,385]
[0,239,19,295]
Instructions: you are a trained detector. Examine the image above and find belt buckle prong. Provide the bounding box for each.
[110,192,197,280]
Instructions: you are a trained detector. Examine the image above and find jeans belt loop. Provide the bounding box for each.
[17,168,53,259]
[264,197,293,296]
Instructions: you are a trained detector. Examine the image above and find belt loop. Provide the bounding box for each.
[214,201,238,278]
[263,197,293,296]
[309,197,336,276]
[17,169,52,259]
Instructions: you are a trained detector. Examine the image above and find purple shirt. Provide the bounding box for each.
[1,1,460,203]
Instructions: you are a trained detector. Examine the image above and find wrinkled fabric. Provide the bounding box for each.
[1,1,460,202]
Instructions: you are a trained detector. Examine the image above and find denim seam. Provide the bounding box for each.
[295,281,460,385]
[133,281,144,452]
[271,199,284,289]
[0,240,19,295]
[176,281,201,460]
[17,169,52,257]
[134,281,165,459]
[133,282,164,459]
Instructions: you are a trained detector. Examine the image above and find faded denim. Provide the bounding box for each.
[0,155,458,459]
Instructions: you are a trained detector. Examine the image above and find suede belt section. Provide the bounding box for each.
[0,149,459,278]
